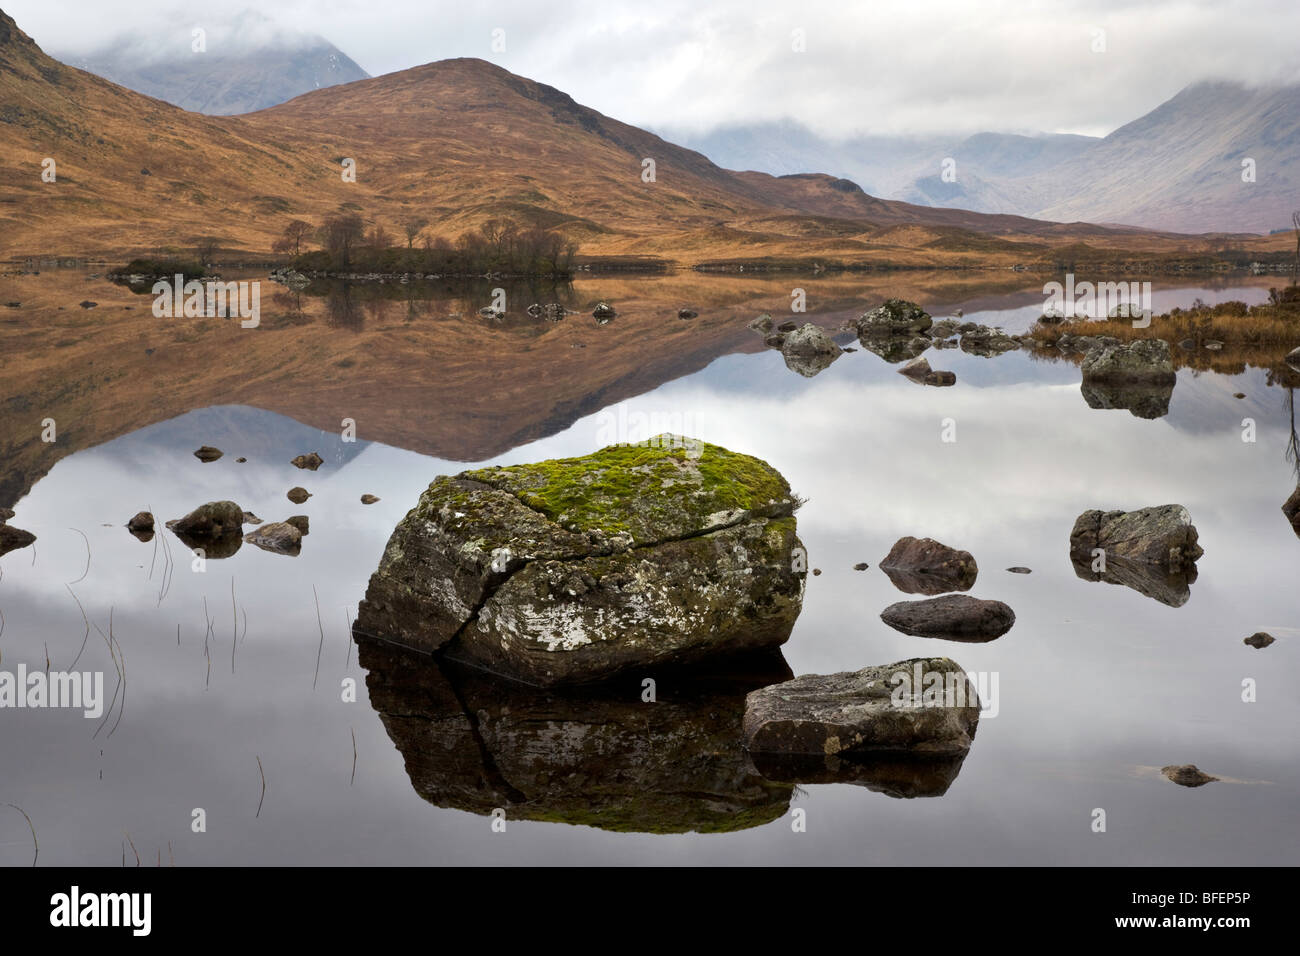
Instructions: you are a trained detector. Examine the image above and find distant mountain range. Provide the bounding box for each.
[663,81,1300,234]
[51,10,368,115]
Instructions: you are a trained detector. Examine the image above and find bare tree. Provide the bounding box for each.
[272,219,313,257]
[402,216,429,249]
[319,213,364,269]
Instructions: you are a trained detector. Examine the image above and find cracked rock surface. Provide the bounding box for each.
[355,437,806,686]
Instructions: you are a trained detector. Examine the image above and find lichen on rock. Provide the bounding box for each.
[355,436,806,686]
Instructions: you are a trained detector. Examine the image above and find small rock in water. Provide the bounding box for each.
[291,452,324,471]
[880,595,1015,641]
[812,568,822,576]
[287,487,311,504]
[748,313,773,332]
[244,521,303,556]
[126,511,154,533]
[1006,566,1032,574]
[853,562,869,570]
[880,536,978,595]
[242,511,263,525]
[1243,632,1275,649]
[1161,764,1218,787]
[193,445,223,462]
[677,308,698,319]
[592,301,617,320]
[1234,393,1246,399]
[79,300,97,309]
[235,457,247,463]
[285,515,310,535]
[166,500,244,537]
[360,494,380,504]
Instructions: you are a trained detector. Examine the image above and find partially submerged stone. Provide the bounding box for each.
[291,451,324,471]
[780,324,842,377]
[360,494,380,504]
[244,521,303,555]
[1069,505,1202,607]
[743,658,980,761]
[166,500,244,537]
[193,445,223,462]
[285,515,310,535]
[880,595,1015,641]
[0,524,36,557]
[126,511,154,533]
[356,437,806,686]
[1080,339,1176,385]
[856,299,932,337]
[1162,764,1218,788]
[287,486,311,504]
[1244,632,1275,649]
[880,536,978,595]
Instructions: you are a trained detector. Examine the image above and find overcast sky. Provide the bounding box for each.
[8,0,1299,138]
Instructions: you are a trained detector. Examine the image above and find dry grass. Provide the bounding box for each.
[1030,297,1300,350]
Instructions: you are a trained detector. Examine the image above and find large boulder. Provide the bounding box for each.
[356,437,806,686]
[1069,505,1203,607]
[880,595,1015,641]
[856,299,932,337]
[880,536,978,594]
[743,658,980,760]
[1080,338,1176,384]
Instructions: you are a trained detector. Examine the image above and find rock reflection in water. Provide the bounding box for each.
[746,750,969,799]
[1081,381,1174,419]
[356,637,796,834]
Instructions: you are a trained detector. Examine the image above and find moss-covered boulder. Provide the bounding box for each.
[355,436,806,686]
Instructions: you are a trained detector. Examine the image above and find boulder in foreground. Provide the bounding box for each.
[356,436,806,686]
[743,658,980,759]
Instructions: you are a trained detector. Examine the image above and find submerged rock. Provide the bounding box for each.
[360,494,380,504]
[244,521,303,555]
[743,658,980,761]
[0,524,36,557]
[291,452,324,470]
[1244,632,1276,649]
[287,487,311,504]
[193,445,224,462]
[856,299,932,337]
[356,437,806,687]
[357,638,793,832]
[880,536,978,595]
[1080,339,1176,384]
[880,595,1015,641]
[1162,764,1218,788]
[166,500,244,537]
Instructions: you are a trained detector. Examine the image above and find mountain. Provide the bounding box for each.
[667,82,1299,234]
[51,10,369,115]
[0,8,1215,266]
